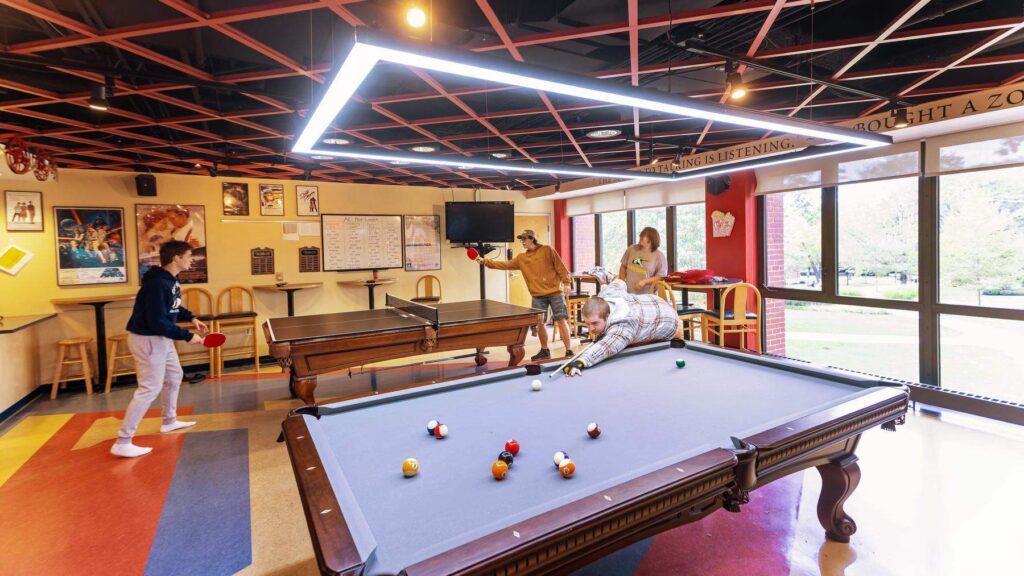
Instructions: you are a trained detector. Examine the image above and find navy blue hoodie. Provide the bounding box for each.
[126,267,194,341]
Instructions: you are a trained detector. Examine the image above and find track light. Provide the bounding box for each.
[303,168,313,180]
[891,104,910,128]
[207,162,219,178]
[407,7,426,28]
[88,83,111,111]
[726,63,747,101]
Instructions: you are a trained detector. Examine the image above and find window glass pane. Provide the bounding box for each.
[940,135,1024,172]
[940,315,1024,404]
[765,299,919,382]
[633,208,667,250]
[765,189,822,290]
[571,214,595,273]
[674,203,706,271]
[837,178,919,301]
[838,151,919,182]
[599,211,627,269]
[939,166,1024,309]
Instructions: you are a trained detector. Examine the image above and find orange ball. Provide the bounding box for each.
[559,458,576,478]
[492,460,509,480]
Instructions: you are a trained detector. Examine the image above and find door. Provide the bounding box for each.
[509,214,551,308]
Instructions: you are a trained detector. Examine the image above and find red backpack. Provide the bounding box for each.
[667,269,715,284]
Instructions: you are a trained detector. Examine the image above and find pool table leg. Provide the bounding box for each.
[816,454,861,543]
[293,374,318,406]
[474,348,487,367]
[507,343,525,366]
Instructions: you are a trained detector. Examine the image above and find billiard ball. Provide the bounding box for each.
[426,419,438,435]
[433,423,449,439]
[553,451,569,467]
[492,460,509,480]
[498,450,514,467]
[504,439,520,456]
[531,379,542,391]
[587,422,601,439]
[675,358,686,368]
[402,458,419,477]
[559,459,576,478]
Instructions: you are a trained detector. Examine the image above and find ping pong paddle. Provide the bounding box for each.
[201,332,227,348]
[466,247,479,260]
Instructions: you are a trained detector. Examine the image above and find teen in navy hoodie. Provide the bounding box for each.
[111,240,207,458]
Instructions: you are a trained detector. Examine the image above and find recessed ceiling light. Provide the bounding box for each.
[390,160,409,165]
[322,137,350,145]
[455,165,473,170]
[311,155,333,160]
[410,145,438,152]
[586,128,621,139]
[490,152,509,159]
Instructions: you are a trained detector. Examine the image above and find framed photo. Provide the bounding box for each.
[5,190,43,232]
[54,206,128,286]
[296,185,320,216]
[0,243,33,275]
[136,204,208,284]
[259,183,284,216]
[404,214,441,271]
[222,182,249,216]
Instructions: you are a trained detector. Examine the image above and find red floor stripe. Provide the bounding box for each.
[0,409,192,576]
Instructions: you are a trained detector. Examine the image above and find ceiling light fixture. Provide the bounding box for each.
[407,7,427,28]
[410,145,438,152]
[322,137,350,145]
[726,63,747,101]
[390,160,410,165]
[310,155,333,160]
[586,128,622,139]
[88,83,111,111]
[490,152,509,159]
[207,162,219,178]
[891,104,910,128]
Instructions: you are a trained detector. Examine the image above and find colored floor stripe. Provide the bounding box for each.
[0,414,73,488]
[144,429,251,576]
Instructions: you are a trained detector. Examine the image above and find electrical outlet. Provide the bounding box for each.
[245,328,252,335]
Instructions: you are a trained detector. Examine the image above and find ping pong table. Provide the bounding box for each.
[263,295,544,404]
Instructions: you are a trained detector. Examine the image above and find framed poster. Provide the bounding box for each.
[0,243,32,275]
[222,182,249,216]
[54,206,128,286]
[321,214,403,272]
[296,185,320,216]
[5,190,43,232]
[259,183,284,216]
[404,214,441,271]
[136,204,208,284]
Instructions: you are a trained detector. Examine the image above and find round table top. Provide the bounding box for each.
[338,278,396,287]
[666,278,743,290]
[253,282,324,292]
[51,293,136,306]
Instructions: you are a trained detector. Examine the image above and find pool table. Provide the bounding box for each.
[281,341,909,576]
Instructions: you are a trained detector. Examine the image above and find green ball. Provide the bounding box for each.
[675,359,686,368]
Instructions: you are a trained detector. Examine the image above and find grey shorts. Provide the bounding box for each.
[532,294,569,321]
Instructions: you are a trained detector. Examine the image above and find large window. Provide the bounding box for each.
[939,166,1024,309]
[837,178,919,301]
[599,211,627,269]
[765,189,822,290]
[633,208,666,248]
[940,315,1024,404]
[675,203,706,271]
[571,214,595,273]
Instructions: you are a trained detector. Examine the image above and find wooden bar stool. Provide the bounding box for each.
[104,333,137,393]
[566,294,589,338]
[51,337,95,399]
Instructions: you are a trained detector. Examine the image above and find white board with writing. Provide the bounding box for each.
[321,214,403,271]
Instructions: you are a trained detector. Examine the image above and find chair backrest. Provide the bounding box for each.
[181,287,214,317]
[717,282,762,323]
[654,281,677,309]
[216,286,256,315]
[416,275,442,300]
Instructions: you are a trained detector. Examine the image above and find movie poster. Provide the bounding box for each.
[222,182,249,216]
[54,206,128,286]
[296,185,319,216]
[136,204,208,284]
[259,183,284,216]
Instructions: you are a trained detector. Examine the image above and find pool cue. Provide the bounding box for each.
[548,340,598,379]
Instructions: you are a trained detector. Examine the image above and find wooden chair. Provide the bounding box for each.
[176,287,216,374]
[411,275,442,304]
[213,286,261,377]
[704,282,762,353]
[104,334,136,393]
[566,294,590,339]
[655,281,707,342]
[51,337,94,399]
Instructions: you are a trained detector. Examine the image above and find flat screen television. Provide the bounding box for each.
[445,202,515,243]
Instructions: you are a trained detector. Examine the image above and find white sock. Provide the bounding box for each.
[110,443,153,458]
[160,420,197,433]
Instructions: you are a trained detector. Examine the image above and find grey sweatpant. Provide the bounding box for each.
[115,333,184,443]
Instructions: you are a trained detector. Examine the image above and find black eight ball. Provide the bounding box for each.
[498,451,515,467]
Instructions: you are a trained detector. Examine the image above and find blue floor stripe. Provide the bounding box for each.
[572,536,655,576]
[144,429,251,576]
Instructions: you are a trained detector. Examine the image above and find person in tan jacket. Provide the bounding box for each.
[478,229,573,360]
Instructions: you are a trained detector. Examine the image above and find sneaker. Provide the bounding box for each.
[111,443,153,458]
[564,349,574,358]
[160,420,197,433]
[530,348,551,361]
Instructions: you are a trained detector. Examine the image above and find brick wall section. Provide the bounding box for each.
[571,214,596,273]
[764,193,786,355]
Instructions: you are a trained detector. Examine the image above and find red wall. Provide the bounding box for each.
[553,199,571,264]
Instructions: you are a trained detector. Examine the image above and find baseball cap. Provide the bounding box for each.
[516,229,536,240]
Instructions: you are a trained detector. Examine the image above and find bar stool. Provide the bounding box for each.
[566,294,589,338]
[104,333,137,393]
[51,337,95,399]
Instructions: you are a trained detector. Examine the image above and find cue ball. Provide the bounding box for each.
[675,358,686,368]
[402,458,419,477]
[505,439,520,456]
[433,423,449,439]
[492,460,509,480]
[498,451,514,467]
[587,422,601,439]
[559,459,576,478]
[531,379,542,391]
[426,419,438,434]
[553,451,569,467]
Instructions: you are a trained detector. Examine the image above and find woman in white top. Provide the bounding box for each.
[618,226,669,295]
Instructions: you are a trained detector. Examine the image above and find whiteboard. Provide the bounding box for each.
[321,214,403,271]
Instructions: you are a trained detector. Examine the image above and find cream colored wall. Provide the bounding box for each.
[0,168,552,395]
[0,326,43,412]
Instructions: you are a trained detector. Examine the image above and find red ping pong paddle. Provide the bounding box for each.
[202,332,227,348]
[466,247,479,260]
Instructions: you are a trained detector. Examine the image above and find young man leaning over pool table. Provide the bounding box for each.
[562,278,685,377]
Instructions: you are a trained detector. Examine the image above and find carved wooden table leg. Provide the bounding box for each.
[293,375,319,406]
[507,343,525,366]
[474,347,487,366]
[816,454,861,543]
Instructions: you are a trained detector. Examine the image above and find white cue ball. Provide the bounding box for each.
[553,451,567,466]
[531,379,542,391]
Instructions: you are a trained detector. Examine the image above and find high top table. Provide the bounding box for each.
[51,293,137,384]
[253,282,323,317]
